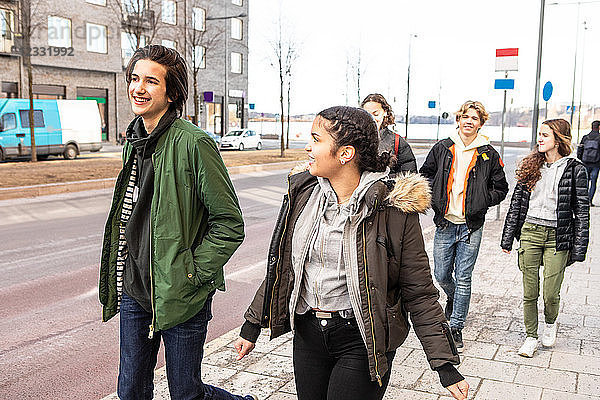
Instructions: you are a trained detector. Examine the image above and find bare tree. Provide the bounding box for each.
[346,47,365,106]
[284,42,299,149]
[110,0,164,52]
[8,0,44,162]
[270,17,299,157]
[184,6,223,127]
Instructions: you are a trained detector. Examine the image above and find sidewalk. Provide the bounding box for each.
[102,204,600,400]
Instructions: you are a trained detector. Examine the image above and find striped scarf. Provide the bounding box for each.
[115,158,138,310]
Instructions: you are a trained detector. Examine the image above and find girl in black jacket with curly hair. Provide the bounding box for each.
[501,119,589,358]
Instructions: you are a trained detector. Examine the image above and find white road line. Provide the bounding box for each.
[225,260,266,281]
[237,191,282,207]
[0,243,99,272]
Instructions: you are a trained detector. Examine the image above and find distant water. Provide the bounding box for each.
[248,121,543,143]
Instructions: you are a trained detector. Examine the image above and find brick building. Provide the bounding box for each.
[0,0,249,142]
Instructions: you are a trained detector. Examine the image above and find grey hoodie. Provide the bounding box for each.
[289,168,389,344]
[526,155,575,227]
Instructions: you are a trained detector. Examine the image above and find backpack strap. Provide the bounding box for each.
[394,133,400,156]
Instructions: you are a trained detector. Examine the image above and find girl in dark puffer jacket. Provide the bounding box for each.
[501,119,589,358]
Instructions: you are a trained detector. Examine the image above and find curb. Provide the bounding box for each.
[0,160,301,201]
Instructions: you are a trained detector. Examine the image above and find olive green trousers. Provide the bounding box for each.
[518,222,569,338]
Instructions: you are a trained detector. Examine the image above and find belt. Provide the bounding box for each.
[312,310,338,319]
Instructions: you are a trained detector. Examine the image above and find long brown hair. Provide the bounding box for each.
[360,93,395,128]
[516,119,573,191]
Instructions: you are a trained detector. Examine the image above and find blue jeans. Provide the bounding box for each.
[433,222,483,330]
[118,292,251,400]
[587,165,599,203]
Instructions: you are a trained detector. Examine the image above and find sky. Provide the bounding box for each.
[247,0,600,118]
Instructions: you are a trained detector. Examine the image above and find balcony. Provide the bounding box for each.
[122,9,155,29]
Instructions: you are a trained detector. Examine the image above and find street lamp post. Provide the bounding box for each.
[405,34,417,139]
[577,21,587,141]
[206,11,247,136]
[569,2,581,128]
[531,0,546,149]
[548,0,600,138]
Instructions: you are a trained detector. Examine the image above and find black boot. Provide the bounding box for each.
[451,327,463,352]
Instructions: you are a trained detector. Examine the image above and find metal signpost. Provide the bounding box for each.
[495,48,518,219]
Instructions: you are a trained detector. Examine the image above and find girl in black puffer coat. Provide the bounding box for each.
[501,119,589,358]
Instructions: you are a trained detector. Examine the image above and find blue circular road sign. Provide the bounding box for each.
[543,81,553,102]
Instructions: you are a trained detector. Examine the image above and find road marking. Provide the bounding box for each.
[0,234,100,257]
[0,243,99,272]
[225,260,266,281]
[237,191,282,207]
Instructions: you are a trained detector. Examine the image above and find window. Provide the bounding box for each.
[0,113,16,131]
[122,32,146,66]
[1,82,18,98]
[86,23,107,53]
[231,18,242,40]
[19,110,45,128]
[231,52,242,74]
[192,7,205,31]
[86,0,106,5]
[162,0,176,25]
[161,39,176,49]
[47,16,71,47]
[194,45,205,69]
[1,9,14,41]
[232,0,242,5]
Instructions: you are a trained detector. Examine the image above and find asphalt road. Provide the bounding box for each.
[0,147,528,399]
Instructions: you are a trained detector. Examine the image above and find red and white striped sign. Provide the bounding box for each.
[495,48,518,72]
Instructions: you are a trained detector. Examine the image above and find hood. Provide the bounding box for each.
[126,108,178,157]
[289,162,430,214]
[386,172,431,214]
[316,168,390,216]
[450,130,490,151]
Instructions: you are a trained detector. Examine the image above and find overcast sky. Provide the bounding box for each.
[247,0,600,117]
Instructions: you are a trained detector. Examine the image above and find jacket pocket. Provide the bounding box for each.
[385,302,409,351]
[517,247,525,272]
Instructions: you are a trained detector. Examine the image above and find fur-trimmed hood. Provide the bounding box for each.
[288,162,431,214]
[385,172,431,214]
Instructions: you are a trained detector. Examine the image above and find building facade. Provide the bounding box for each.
[0,0,249,142]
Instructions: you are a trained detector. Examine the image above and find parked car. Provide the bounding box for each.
[0,99,102,161]
[204,131,222,145]
[219,129,262,151]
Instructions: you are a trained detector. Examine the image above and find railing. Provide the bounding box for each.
[122,9,155,28]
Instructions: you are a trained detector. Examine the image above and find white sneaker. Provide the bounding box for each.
[541,323,557,347]
[518,337,539,358]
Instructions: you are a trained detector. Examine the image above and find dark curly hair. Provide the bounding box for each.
[516,119,573,191]
[360,93,395,128]
[316,106,391,173]
[125,44,188,117]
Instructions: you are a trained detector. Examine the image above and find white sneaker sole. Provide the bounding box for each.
[541,339,556,347]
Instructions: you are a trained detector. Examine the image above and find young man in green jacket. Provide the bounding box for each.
[99,45,255,400]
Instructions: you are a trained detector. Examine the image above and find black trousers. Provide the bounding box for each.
[293,312,395,400]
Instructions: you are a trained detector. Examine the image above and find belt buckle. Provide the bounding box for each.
[315,311,333,319]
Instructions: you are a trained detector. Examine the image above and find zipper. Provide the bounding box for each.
[269,175,292,330]
[148,154,156,339]
[362,222,382,386]
[441,322,458,356]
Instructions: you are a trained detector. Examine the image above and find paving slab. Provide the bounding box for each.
[100,200,600,400]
